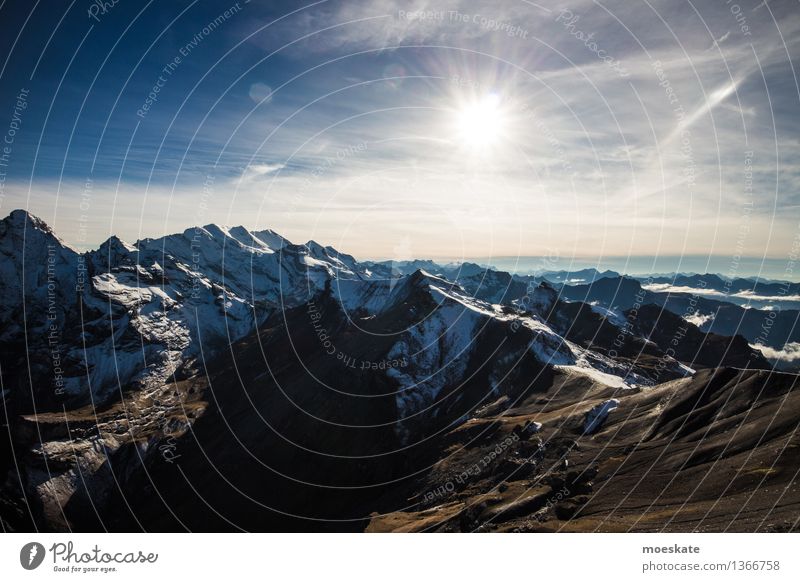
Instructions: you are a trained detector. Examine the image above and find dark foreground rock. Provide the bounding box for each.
[369,368,800,532]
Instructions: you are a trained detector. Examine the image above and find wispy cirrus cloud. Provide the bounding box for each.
[2,0,799,265]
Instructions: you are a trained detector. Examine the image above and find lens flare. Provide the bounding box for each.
[455,93,507,151]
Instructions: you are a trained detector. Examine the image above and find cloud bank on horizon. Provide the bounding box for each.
[0,0,798,273]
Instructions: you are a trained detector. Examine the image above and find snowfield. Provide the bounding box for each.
[2,209,687,413]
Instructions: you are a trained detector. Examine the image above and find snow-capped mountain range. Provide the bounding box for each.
[0,210,778,532]
[4,209,771,419]
[0,210,383,405]
[0,209,693,416]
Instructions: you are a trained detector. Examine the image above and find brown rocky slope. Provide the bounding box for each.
[368,367,800,532]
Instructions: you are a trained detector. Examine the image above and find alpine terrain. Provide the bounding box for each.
[0,210,797,532]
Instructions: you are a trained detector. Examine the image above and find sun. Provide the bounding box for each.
[455,93,507,152]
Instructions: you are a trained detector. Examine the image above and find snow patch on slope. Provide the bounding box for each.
[584,399,619,434]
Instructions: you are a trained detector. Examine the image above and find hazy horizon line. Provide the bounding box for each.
[7,208,799,282]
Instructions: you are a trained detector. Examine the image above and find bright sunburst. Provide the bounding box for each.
[455,93,507,152]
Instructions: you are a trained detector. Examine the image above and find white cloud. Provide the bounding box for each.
[708,31,731,51]
[684,312,714,327]
[248,83,273,104]
[643,284,800,303]
[751,342,800,362]
[241,162,285,183]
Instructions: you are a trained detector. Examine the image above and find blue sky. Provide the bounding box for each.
[0,0,799,277]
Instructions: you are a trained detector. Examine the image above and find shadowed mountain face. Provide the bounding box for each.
[641,273,800,297]
[0,211,796,532]
[369,368,800,533]
[557,275,800,351]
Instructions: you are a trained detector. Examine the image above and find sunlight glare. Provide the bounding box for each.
[455,93,506,152]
